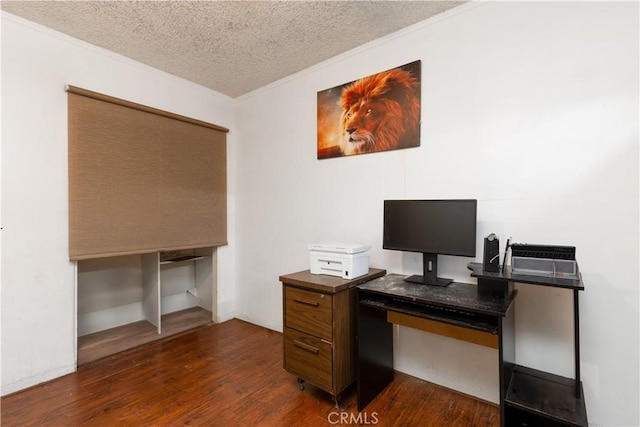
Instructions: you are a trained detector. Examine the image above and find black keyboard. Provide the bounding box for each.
[391,297,474,321]
[360,296,497,334]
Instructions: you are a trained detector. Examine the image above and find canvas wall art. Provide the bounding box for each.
[317,60,421,159]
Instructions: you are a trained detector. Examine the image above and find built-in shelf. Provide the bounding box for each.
[77,247,217,366]
[78,306,212,366]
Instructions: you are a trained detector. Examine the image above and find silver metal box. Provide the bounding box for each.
[511,256,578,278]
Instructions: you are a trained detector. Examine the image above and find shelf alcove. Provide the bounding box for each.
[77,248,217,366]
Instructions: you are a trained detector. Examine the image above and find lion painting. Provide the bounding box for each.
[339,66,420,156]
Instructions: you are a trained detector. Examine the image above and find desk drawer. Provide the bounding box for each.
[285,286,332,340]
[284,328,332,390]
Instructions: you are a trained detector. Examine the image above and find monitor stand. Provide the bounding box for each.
[404,253,453,287]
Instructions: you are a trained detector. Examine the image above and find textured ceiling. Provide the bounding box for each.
[1,1,466,98]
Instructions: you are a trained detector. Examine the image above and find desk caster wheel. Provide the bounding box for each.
[297,378,305,390]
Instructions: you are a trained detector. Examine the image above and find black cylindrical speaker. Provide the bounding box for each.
[483,233,500,272]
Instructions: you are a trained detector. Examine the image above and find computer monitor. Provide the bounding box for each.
[383,199,477,286]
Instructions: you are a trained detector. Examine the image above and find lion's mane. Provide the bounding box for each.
[340,68,420,155]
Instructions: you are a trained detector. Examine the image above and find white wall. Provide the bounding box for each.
[233,2,638,426]
[0,13,237,394]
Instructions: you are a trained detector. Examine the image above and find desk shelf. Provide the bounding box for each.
[468,262,587,427]
[505,366,588,426]
[468,262,584,291]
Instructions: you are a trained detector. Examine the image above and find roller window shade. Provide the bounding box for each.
[68,86,228,260]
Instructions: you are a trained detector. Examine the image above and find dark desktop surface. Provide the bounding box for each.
[357,273,515,317]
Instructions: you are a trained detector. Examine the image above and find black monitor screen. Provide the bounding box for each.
[383,199,477,257]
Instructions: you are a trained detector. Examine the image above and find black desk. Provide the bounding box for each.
[357,267,588,427]
[356,274,516,415]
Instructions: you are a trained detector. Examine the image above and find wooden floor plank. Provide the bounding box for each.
[2,319,499,426]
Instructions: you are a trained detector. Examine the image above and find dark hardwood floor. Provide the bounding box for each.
[1,319,499,426]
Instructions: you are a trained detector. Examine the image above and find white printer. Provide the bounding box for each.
[308,243,371,279]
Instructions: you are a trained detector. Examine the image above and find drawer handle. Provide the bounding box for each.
[293,340,320,354]
[293,298,320,308]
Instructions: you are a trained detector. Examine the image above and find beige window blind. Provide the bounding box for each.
[68,86,228,260]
